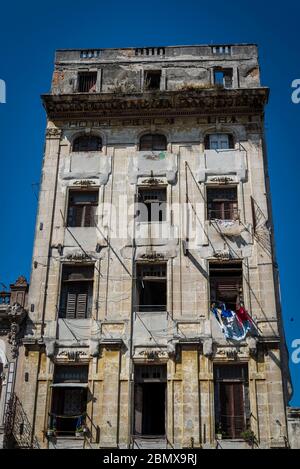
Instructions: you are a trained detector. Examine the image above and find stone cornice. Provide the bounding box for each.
[42,88,269,120]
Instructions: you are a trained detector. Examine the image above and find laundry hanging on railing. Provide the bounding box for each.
[211,302,257,341]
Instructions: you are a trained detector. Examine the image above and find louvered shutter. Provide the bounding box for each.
[216,278,240,298]
[74,206,84,227]
[84,205,92,227]
[76,293,87,319]
[233,383,245,438]
[66,293,76,319]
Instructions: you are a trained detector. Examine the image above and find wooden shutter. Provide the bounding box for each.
[233,383,245,437]
[66,293,76,319]
[134,384,143,435]
[76,293,87,319]
[84,205,92,227]
[215,278,241,298]
[219,382,245,439]
[74,205,84,227]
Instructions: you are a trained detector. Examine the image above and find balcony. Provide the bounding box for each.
[61,153,111,185]
[198,148,247,183]
[128,151,177,185]
[134,222,178,247]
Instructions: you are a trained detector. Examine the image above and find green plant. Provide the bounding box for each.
[241,429,256,446]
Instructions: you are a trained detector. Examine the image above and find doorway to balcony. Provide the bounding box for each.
[134,365,167,437]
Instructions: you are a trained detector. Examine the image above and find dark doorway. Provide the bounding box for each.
[134,365,166,436]
[51,387,88,435]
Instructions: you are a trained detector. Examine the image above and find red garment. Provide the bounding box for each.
[236,306,250,322]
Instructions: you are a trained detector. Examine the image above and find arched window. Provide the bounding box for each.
[72,135,102,152]
[139,134,167,151]
[204,134,234,150]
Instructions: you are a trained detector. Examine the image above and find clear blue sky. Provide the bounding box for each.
[0,0,299,405]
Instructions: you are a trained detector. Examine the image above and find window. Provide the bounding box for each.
[72,135,102,152]
[77,71,97,92]
[59,265,94,319]
[144,70,161,90]
[205,133,234,150]
[137,187,167,222]
[50,365,88,436]
[67,190,98,227]
[209,262,243,311]
[214,365,250,439]
[214,69,233,89]
[207,187,238,221]
[212,46,231,55]
[139,134,167,151]
[136,263,167,312]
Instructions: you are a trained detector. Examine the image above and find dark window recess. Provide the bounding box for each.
[139,134,167,151]
[136,263,167,312]
[77,72,97,92]
[214,365,250,439]
[204,133,234,150]
[207,187,238,221]
[214,69,233,88]
[209,262,243,311]
[50,366,89,436]
[73,135,102,152]
[59,265,94,319]
[137,187,166,222]
[134,365,166,437]
[67,191,98,227]
[144,70,161,90]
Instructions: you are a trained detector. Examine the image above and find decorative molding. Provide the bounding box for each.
[139,252,165,262]
[213,249,232,261]
[55,348,89,362]
[137,349,169,360]
[46,128,62,138]
[13,276,28,287]
[68,117,175,128]
[42,88,269,120]
[73,180,97,187]
[7,303,27,358]
[63,252,92,262]
[209,176,234,184]
[141,177,165,185]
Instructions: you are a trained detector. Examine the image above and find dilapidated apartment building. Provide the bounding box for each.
[8,44,294,449]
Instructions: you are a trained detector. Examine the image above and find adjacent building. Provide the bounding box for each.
[0,277,28,448]
[10,44,294,449]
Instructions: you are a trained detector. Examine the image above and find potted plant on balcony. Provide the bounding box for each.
[216,423,223,440]
[46,427,56,438]
[75,427,84,438]
[241,428,256,448]
[75,416,86,438]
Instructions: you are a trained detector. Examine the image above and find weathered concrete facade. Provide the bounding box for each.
[12,44,293,449]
